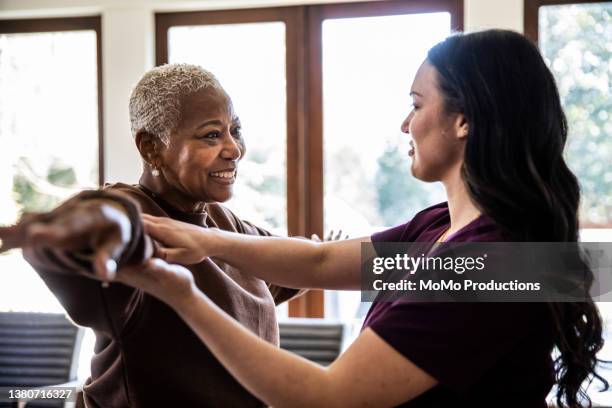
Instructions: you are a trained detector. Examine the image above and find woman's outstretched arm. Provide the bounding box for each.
[118,259,437,408]
[142,214,375,290]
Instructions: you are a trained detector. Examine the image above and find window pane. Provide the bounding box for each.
[322,13,451,321]
[540,3,612,404]
[169,23,287,234]
[0,30,99,313]
[540,3,612,228]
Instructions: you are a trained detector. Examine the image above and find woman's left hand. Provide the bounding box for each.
[116,258,196,308]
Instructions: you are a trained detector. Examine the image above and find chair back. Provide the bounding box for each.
[279,319,345,366]
[0,312,83,389]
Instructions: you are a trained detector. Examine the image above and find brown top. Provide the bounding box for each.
[23,183,300,408]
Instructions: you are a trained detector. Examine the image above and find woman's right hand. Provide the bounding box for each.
[0,199,132,281]
[141,214,212,265]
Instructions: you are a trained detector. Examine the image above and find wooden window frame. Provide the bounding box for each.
[524,0,610,42]
[156,0,463,317]
[0,16,105,185]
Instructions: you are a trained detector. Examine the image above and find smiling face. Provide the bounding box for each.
[401,60,467,182]
[157,87,244,204]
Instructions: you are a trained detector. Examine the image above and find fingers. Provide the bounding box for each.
[93,239,122,281]
[152,240,165,259]
[140,213,160,222]
[142,214,191,237]
[162,248,191,264]
[320,229,349,242]
[141,214,173,227]
[311,234,321,242]
[142,218,172,246]
[310,230,349,243]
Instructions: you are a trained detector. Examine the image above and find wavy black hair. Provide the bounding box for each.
[427,29,608,407]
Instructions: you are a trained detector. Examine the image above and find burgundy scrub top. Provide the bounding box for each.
[362,202,555,407]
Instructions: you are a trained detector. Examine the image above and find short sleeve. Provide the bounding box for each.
[366,301,539,393]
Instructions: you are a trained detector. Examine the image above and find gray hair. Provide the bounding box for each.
[129,63,223,145]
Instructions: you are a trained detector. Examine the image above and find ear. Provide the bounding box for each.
[135,131,164,169]
[453,113,469,140]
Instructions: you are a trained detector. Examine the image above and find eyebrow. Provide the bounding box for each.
[410,91,423,97]
[197,120,224,129]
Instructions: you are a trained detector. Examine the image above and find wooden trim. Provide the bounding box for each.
[0,16,105,186]
[156,7,298,65]
[286,7,308,239]
[288,5,325,318]
[524,0,610,43]
[524,0,540,42]
[305,5,324,244]
[581,222,612,229]
[155,14,169,67]
[316,0,463,21]
[288,290,325,317]
[95,17,104,185]
[0,16,101,33]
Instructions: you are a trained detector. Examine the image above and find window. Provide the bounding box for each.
[320,10,453,322]
[156,1,463,317]
[525,1,612,404]
[0,17,103,313]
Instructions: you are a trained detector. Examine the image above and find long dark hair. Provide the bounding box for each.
[427,29,607,407]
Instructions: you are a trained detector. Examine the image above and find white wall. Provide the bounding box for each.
[0,0,525,184]
[465,0,523,32]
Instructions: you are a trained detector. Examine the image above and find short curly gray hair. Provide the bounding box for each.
[129,63,223,145]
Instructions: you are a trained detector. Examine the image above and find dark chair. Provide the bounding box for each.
[0,312,84,408]
[278,319,345,366]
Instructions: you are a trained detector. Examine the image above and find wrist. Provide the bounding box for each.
[172,285,208,316]
[202,227,225,258]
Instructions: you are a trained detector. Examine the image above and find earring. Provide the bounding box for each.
[151,168,160,177]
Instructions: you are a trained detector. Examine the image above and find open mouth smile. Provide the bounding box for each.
[209,169,236,184]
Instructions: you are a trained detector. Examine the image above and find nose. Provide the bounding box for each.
[220,133,242,161]
[401,110,414,134]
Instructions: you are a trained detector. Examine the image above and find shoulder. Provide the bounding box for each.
[99,183,167,216]
[451,214,512,242]
[205,203,274,237]
[372,202,449,243]
[101,183,148,200]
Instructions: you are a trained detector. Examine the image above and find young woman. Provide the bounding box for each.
[10,30,609,407]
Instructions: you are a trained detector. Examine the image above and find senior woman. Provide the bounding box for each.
[0,64,300,407]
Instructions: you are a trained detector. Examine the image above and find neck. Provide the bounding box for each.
[139,171,206,214]
[441,166,481,235]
